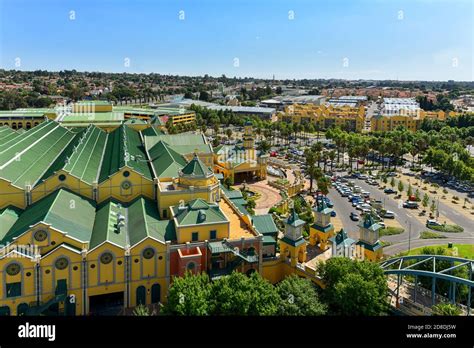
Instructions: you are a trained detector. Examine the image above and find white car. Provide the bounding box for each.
[384,211,396,219]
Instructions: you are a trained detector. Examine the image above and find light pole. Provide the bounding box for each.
[405,219,412,252]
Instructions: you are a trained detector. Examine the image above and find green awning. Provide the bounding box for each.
[263,235,277,245]
[208,241,234,254]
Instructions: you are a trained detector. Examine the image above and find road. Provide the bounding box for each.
[327,176,425,244]
[384,236,474,255]
[326,174,473,256]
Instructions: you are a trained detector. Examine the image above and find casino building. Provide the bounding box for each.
[0,119,277,315]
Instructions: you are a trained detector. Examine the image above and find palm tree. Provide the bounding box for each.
[328,150,336,172]
[257,140,271,154]
[305,149,316,193]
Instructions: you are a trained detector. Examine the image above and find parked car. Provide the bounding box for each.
[426,219,442,227]
[403,201,419,209]
[384,188,397,194]
[350,212,360,221]
[384,211,396,219]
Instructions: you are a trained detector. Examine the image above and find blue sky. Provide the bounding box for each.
[0,0,472,81]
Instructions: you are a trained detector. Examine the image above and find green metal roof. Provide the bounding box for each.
[141,126,164,137]
[263,235,277,245]
[0,121,78,189]
[220,185,243,199]
[281,236,306,247]
[356,240,383,252]
[75,100,111,106]
[0,189,96,244]
[314,200,333,215]
[62,126,108,184]
[286,210,306,228]
[208,241,235,254]
[171,199,228,226]
[147,140,187,178]
[328,229,355,247]
[0,206,22,241]
[144,133,212,156]
[98,125,153,182]
[358,213,383,231]
[127,197,176,245]
[90,200,127,249]
[61,111,123,123]
[180,154,212,177]
[252,214,278,235]
[310,223,334,233]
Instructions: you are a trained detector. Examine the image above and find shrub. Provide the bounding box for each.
[420,231,447,239]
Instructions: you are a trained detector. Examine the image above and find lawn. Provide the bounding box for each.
[405,244,474,259]
[428,224,464,233]
[379,227,404,236]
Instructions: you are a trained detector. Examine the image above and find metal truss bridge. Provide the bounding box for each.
[381,255,474,315]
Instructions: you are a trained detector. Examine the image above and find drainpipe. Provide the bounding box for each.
[258,235,263,274]
[125,244,131,308]
[165,241,171,294]
[34,253,41,306]
[81,248,87,315]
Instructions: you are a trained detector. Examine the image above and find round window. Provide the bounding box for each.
[123,171,130,177]
[58,174,66,182]
[55,257,69,270]
[100,253,113,265]
[121,181,132,190]
[34,230,48,242]
[142,248,155,259]
[187,262,196,270]
[6,263,21,276]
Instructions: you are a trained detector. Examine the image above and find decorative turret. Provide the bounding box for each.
[309,199,335,249]
[355,213,384,261]
[243,120,254,150]
[328,229,356,258]
[279,209,307,267]
[180,153,213,178]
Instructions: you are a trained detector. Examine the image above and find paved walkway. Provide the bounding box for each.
[246,180,282,215]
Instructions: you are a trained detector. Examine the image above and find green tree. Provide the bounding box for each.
[431,303,462,316]
[414,189,420,201]
[398,180,404,193]
[257,140,271,154]
[133,304,150,316]
[209,272,280,315]
[390,177,396,188]
[276,275,327,316]
[224,176,234,189]
[161,272,211,315]
[225,128,233,139]
[317,176,330,196]
[430,200,437,215]
[407,184,413,197]
[317,258,389,316]
[422,193,430,209]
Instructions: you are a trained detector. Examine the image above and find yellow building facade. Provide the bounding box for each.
[278,104,365,132]
[371,110,459,132]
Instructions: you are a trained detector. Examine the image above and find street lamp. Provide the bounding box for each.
[405,219,412,252]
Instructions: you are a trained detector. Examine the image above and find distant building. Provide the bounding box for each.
[371,97,459,132]
[278,103,365,132]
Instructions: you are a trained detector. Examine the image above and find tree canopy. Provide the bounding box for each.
[317,257,389,315]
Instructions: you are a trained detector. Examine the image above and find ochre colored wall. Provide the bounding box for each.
[0,180,25,209]
[176,223,229,244]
